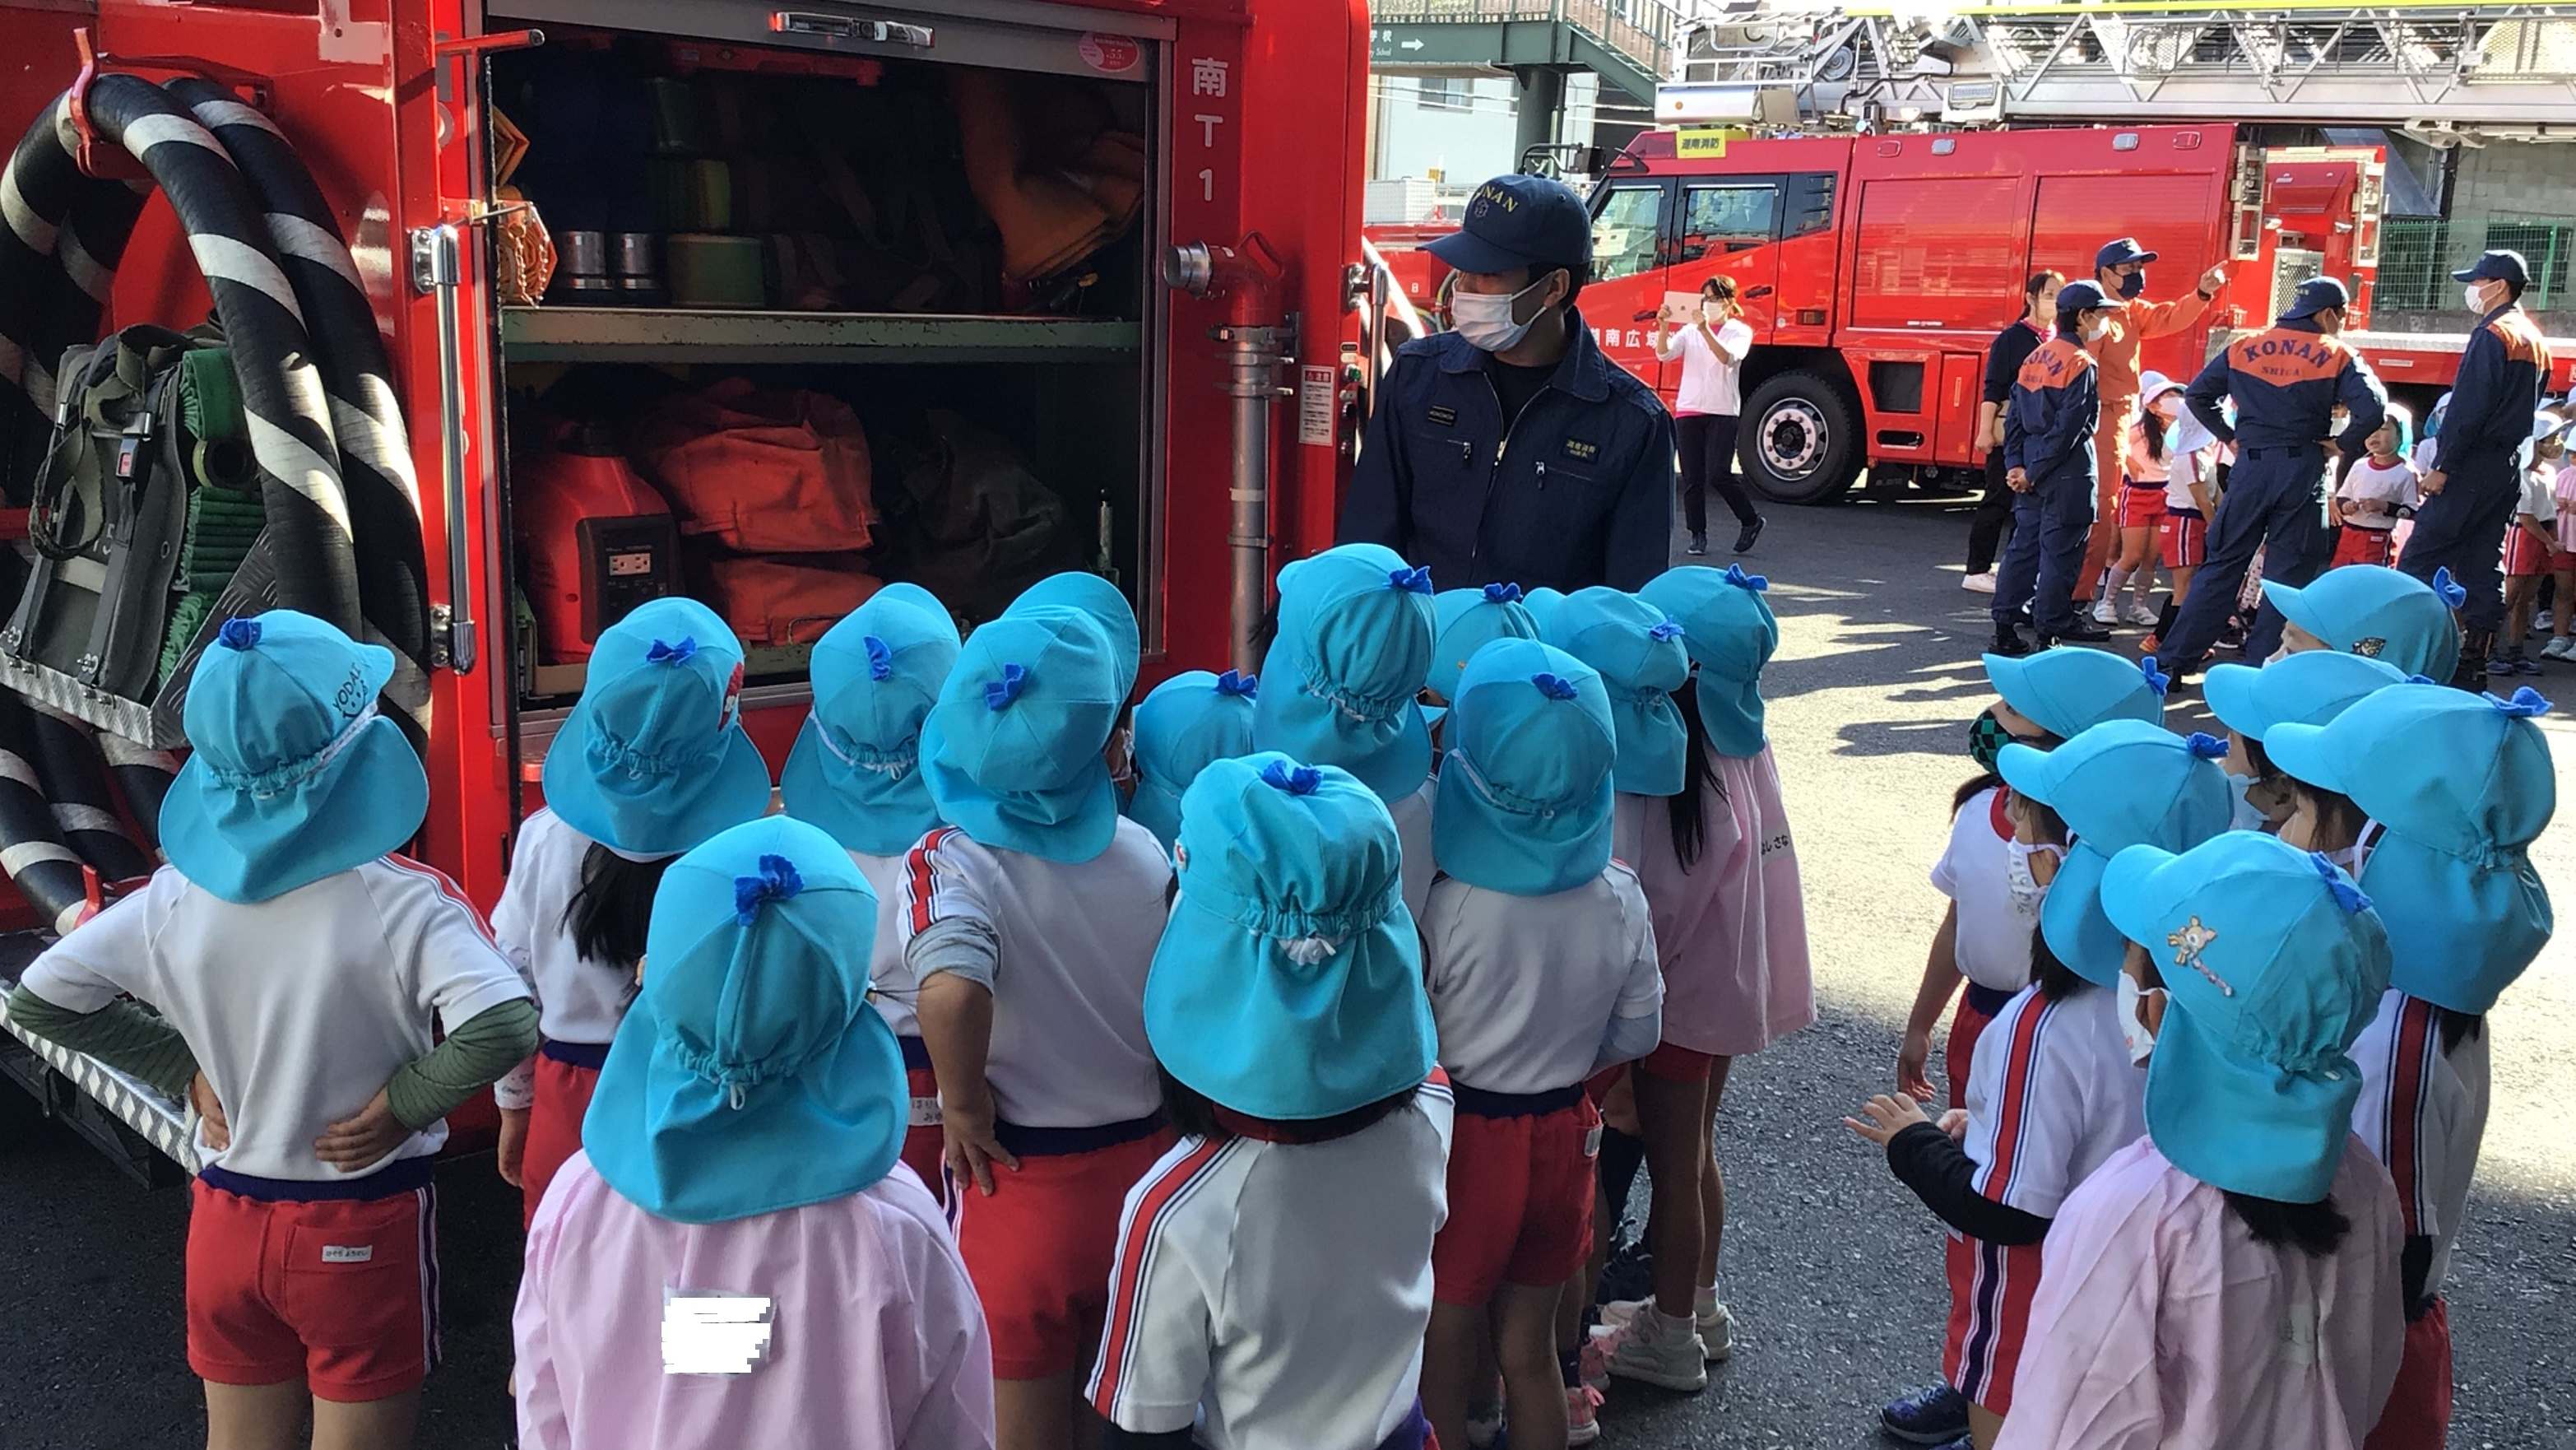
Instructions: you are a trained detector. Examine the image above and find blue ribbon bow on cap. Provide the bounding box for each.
[1533,672,1580,701]
[1389,565,1435,595]
[2309,852,2374,913]
[1482,582,1525,604]
[733,854,805,924]
[864,635,893,682]
[646,637,699,666]
[983,663,1030,711]
[2485,685,2552,718]
[1260,759,1324,796]
[1649,619,1683,641]
[2184,731,2230,760]
[217,616,262,651]
[1215,669,1259,699]
[2431,566,2468,611]
[2141,654,2171,696]
[1723,563,1768,593]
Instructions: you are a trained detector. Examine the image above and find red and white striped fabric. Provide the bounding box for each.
[1086,1077,1455,1450]
[2350,988,2492,1304]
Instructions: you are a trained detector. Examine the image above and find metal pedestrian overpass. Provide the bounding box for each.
[1369,0,1698,156]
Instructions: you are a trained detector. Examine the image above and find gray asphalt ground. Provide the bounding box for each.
[4,492,2573,1448]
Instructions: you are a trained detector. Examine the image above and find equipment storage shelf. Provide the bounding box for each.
[499,308,1144,365]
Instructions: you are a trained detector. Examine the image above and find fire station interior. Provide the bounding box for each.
[481,21,1155,715]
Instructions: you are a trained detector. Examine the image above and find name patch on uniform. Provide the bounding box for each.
[1563,438,1599,462]
[664,1290,776,1376]
[319,1245,374,1265]
[1426,405,1457,428]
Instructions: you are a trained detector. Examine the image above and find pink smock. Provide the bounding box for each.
[514,1153,995,1450]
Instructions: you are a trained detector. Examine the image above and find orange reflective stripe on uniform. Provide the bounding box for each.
[2226,328,2356,386]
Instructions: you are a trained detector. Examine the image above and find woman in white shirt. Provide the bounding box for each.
[1655,277,1765,557]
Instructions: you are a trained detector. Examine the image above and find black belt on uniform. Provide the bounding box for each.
[2239,443,2323,461]
[1452,1081,1585,1118]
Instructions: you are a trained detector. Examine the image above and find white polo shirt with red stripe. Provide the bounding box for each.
[1961,983,2144,1218]
[2351,988,2490,1303]
[849,848,921,1039]
[1421,864,1662,1094]
[1085,1077,1455,1450]
[1390,779,1436,926]
[898,819,1172,1129]
[19,858,529,1180]
[490,808,637,1049]
[1930,787,2041,995]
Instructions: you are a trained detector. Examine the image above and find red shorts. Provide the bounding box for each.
[1432,1091,1600,1304]
[2363,1299,2453,1450]
[1946,984,2012,1112]
[897,1037,946,1212]
[2159,509,2207,569]
[2333,527,2398,569]
[2504,526,2558,577]
[2117,482,2167,529]
[954,1119,1177,1378]
[1635,1040,1716,1084]
[520,1043,604,1229]
[187,1160,438,1401]
[1942,1227,2044,1415]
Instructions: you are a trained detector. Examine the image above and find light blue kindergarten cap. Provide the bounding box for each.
[1126,669,1260,853]
[2264,684,2555,1014]
[2262,565,2464,682]
[1639,563,1779,759]
[1545,586,1692,797]
[919,573,1138,863]
[160,611,428,904]
[1981,645,2167,741]
[1435,640,1618,896]
[1253,544,1437,803]
[1999,721,2235,987]
[1145,754,1437,1120]
[541,597,773,857]
[778,584,960,857]
[2104,832,2390,1203]
[1521,587,1568,633]
[583,816,907,1223]
[2202,649,2409,743]
[1428,583,1542,705]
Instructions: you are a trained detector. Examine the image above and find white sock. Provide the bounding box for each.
[1694,1282,1720,1314]
[1651,1306,1697,1339]
[2100,565,2132,605]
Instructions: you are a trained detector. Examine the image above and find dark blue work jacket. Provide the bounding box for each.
[2183,318,2386,455]
[1339,311,1676,593]
[2003,334,2100,487]
[2432,304,2553,466]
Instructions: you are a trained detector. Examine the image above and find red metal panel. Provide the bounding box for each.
[1847,174,2025,334]
[2030,171,2228,385]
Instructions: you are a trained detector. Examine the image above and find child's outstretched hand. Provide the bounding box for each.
[189,1071,230,1152]
[314,1087,408,1171]
[1843,1093,1932,1146]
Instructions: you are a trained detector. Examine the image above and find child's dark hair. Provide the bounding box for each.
[564,842,675,969]
[1158,1065,1412,1142]
[1952,771,2003,815]
[2224,1191,2353,1257]
[2028,923,2084,1002]
[2434,1006,2485,1053]
[1667,681,1729,870]
[2141,403,2171,463]
[2288,778,2371,854]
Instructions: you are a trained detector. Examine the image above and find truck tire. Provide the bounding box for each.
[1739,371,1861,505]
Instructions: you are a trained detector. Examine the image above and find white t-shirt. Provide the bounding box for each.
[21,859,530,1181]
[490,809,637,1050]
[2350,989,2490,1304]
[851,848,920,1039]
[2518,467,2559,524]
[1086,1079,1455,1450]
[1389,778,1436,927]
[898,819,1172,1128]
[1655,316,1756,417]
[1421,866,1663,1094]
[2337,458,2421,529]
[1961,983,2147,1219]
[1930,787,2042,995]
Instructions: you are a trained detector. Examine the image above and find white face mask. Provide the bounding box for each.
[2116,970,2161,1066]
[2002,839,2060,913]
[1701,299,1724,323]
[2083,315,2110,342]
[2466,282,2492,314]
[2223,771,2271,833]
[1451,273,1555,354]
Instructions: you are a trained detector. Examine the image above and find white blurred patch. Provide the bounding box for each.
[662,1290,775,1376]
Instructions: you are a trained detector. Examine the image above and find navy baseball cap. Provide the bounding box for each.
[2096,237,2159,268]
[1427,174,1593,278]
[2055,280,2111,314]
[2453,249,2530,288]
[2283,277,2351,320]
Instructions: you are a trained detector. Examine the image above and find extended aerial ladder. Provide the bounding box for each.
[1659,1,2576,135]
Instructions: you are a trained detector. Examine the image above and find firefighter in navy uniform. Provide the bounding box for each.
[1339,173,1677,593]
[2402,249,2554,689]
[2159,277,2388,677]
[1992,280,2114,655]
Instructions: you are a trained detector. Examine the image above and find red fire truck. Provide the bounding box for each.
[1584,122,2574,504]
[0,0,1383,1178]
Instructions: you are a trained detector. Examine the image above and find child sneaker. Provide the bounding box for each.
[1464,1403,1506,1448]
[2127,602,2161,627]
[2091,597,2121,625]
[1565,1383,1605,1446]
[2543,635,2574,661]
[1961,571,1998,594]
[1595,1306,1708,1392]
[1579,1322,1622,1390]
[1599,1296,1734,1362]
[1881,1382,1971,1444]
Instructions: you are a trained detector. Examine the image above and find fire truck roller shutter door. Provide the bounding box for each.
[1739,368,1863,505]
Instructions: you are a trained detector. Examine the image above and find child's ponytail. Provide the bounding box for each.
[2222,1190,2353,1257]
[1667,681,1728,871]
[563,842,675,972]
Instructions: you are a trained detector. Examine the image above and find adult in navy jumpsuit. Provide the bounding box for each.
[2402,249,2555,685]
[1340,174,1676,593]
[1993,281,2113,652]
[2160,277,2387,674]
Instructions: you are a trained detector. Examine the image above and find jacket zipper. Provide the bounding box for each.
[1472,372,1547,569]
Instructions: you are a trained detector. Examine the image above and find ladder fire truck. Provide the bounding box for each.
[0,0,1392,1179]
[1614,1,2576,500]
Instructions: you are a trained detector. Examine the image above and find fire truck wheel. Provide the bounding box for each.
[1739,371,1861,506]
